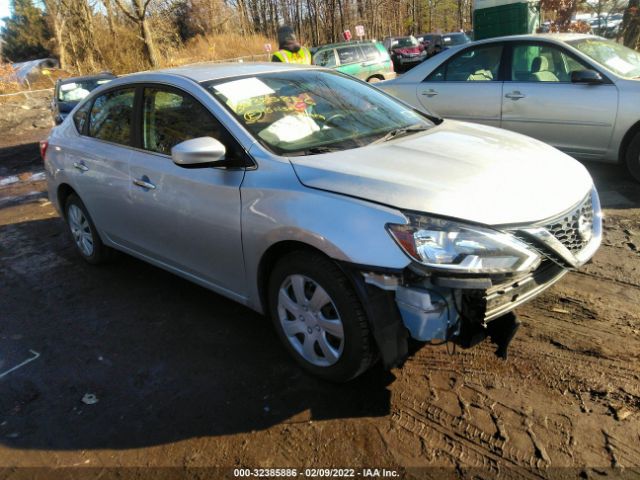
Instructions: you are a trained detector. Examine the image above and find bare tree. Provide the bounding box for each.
[42,0,68,69]
[112,0,159,66]
[102,0,116,34]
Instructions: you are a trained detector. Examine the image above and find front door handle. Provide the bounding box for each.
[422,89,438,97]
[73,161,88,172]
[133,176,156,190]
[505,91,526,100]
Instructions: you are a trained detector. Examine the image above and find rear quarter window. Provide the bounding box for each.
[73,100,92,133]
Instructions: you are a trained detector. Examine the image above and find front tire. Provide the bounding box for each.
[65,194,111,264]
[268,251,375,382]
[625,131,640,182]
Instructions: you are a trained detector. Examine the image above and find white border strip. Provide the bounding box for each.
[0,87,54,98]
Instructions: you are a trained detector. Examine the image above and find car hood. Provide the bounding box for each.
[288,121,594,226]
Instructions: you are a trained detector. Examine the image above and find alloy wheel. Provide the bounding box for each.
[68,204,94,257]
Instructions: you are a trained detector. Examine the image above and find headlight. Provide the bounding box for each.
[387,213,541,274]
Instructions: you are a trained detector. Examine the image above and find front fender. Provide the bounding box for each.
[241,149,411,312]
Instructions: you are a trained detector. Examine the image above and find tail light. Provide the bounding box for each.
[39,140,49,161]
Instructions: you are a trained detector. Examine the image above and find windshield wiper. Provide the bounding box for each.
[371,124,430,144]
[288,145,344,156]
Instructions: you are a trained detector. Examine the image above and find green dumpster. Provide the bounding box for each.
[473,0,540,40]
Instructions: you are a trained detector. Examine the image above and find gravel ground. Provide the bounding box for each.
[0,127,639,479]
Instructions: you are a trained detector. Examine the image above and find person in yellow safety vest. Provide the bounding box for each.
[271,25,311,65]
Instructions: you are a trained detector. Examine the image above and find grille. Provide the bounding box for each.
[543,193,594,254]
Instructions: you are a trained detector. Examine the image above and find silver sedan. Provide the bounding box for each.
[378,34,640,181]
[44,63,601,381]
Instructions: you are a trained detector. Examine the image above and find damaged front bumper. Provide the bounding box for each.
[354,189,601,366]
[359,259,567,364]
[365,258,565,335]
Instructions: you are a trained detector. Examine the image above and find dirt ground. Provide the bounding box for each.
[1,124,639,480]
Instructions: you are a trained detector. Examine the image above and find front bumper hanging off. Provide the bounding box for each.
[346,257,569,368]
[351,189,601,368]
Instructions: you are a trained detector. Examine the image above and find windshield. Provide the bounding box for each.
[57,78,113,102]
[204,70,434,156]
[568,37,640,78]
[396,36,419,48]
[443,33,471,46]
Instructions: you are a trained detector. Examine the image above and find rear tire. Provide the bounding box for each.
[64,194,111,264]
[268,251,375,382]
[625,131,640,182]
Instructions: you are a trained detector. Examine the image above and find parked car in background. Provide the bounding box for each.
[382,35,427,71]
[416,33,442,56]
[378,34,640,181]
[12,58,59,84]
[441,32,472,47]
[51,72,116,125]
[44,63,601,381]
[312,41,395,82]
[587,14,623,38]
[417,32,472,57]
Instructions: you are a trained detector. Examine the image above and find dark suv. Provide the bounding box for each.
[416,32,471,57]
[51,72,116,125]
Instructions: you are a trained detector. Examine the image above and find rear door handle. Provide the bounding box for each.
[133,177,156,190]
[421,89,438,97]
[73,161,88,172]
[505,91,526,100]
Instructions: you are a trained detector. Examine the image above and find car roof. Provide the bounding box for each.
[472,32,594,44]
[58,72,116,84]
[315,41,379,50]
[149,62,316,83]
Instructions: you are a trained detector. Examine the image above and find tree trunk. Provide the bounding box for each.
[54,15,67,69]
[44,1,68,70]
[103,0,115,34]
[140,16,159,67]
[623,0,640,48]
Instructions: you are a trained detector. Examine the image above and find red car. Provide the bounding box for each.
[382,35,427,71]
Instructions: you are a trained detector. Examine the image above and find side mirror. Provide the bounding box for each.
[54,115,64,125]
[571,69,603,84]
[171,137,228,168]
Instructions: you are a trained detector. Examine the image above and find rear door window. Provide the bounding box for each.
[361,44,380,61]
[337,46,364,65]
[427,44,503,81]
[88,88,135,145]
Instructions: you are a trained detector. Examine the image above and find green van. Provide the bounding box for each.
[312,41,396,82]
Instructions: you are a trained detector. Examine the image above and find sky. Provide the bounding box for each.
[0,0,10,31]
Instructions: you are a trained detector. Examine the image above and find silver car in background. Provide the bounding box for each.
[378,34,640,181]
[44,63,601,382]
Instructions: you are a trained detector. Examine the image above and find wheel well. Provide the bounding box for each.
[367,74,384,82]
[57,183,77,218]
[257,241,329,313]
[619,120,640,164]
